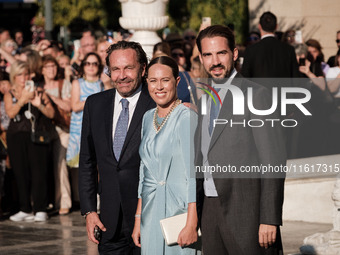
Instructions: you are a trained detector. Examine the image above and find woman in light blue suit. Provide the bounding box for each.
[132,56,200,254]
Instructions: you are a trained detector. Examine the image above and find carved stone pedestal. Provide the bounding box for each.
[301,177,340,255]
[119,0,169,59]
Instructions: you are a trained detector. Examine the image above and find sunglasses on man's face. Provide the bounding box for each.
[0,58,7,64]
[84,62,99,67]
[336,39,340,43]
[184,35,196,40]
[248,36,259,41]
[172,53,184,58]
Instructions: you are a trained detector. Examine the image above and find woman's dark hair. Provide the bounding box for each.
[42,54,58,67]
[0,69,9,81]
[306,39,324,62]
[80,52,103,78]
[147,56,179,79]
[153,42,171,57]
[282,29,295,44]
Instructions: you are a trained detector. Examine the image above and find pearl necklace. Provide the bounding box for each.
[153,99,181,134]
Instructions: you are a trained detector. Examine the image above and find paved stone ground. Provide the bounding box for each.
[0,210,333,255]
[281,221,332,255]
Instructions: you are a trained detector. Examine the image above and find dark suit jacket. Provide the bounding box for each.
[242,37,304,160]
[242,36,299,80]
[195,73,286,254]
[79,85,155,240]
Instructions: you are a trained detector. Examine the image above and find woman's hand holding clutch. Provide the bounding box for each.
[177,224,198,247]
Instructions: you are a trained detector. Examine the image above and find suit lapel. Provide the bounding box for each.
[120,84,153,158]
[195,99,204,178]
[209,73,244,151]
[104,89,117,162]
[209,93,233,151]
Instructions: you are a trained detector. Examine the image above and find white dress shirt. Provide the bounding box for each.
[112,85,142,141]
[261,33,275,40]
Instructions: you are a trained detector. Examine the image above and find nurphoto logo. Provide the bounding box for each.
[197,80,312,128]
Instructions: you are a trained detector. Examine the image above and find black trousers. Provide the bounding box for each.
[98,206,140,255]
[7,132,49,213]
[201,196,283,255]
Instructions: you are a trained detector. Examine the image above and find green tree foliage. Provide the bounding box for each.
[102,0,121,30]
[168,0,248,44]
[168,0,190,32]
[52,0,108,28]
[47,0,247,43]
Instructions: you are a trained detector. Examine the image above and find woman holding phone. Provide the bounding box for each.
[5,60,55,222]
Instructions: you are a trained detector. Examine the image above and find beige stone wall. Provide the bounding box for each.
[248,0,340,60]
[283,154,340,224]
[283,178,334,224]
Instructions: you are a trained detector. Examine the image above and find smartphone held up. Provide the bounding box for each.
[107,31,113,43]
[299,58,306,66]
[25,80,35,92]
[202,17,211,27]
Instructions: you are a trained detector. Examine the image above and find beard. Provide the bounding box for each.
[207,64,233,84]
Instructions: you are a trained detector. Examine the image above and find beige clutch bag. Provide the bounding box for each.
[159,213,201,246]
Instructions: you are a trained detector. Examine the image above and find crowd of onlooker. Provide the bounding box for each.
[0,28,112,222]
[0,15,339,222]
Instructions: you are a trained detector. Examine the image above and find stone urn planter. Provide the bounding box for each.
[119,0,169,59]
[301,176,340,254]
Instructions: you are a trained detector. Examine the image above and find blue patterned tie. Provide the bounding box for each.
[209,88,221,136]
[113,99,129,160]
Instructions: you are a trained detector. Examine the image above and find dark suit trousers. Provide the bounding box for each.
[98,206,140,255]
[201,196,283,255]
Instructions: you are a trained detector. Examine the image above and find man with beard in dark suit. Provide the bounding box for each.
[196,24,286,255]
[79,41,155,255]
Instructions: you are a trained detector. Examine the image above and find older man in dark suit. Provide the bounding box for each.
[196,25,286,255]
[79,41,155,255]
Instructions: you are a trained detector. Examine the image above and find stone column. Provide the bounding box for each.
[301,176,340,254]
[119,0,169,59]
